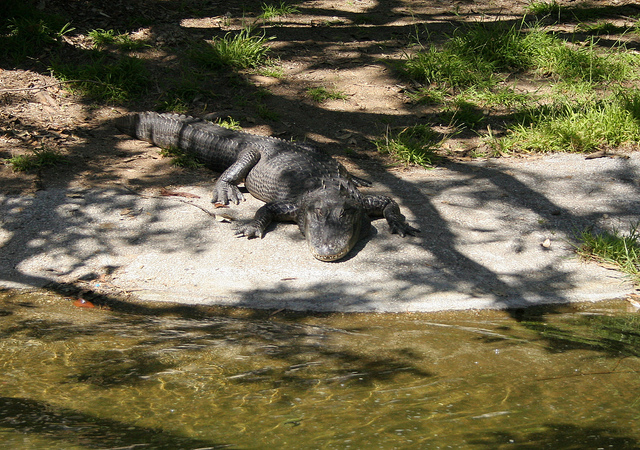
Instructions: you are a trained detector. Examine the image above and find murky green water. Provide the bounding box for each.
[1,289,639,449]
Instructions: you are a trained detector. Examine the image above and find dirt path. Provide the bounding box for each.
[5,0,635,196]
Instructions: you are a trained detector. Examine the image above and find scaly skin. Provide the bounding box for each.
[115,112,420,261]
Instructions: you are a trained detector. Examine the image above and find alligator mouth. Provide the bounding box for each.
[311,246,350,262]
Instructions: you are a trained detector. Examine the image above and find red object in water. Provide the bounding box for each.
[73,298,95,308]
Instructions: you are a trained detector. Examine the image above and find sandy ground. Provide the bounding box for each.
[1,152,638,312]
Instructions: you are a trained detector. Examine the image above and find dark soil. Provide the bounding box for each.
[2,0,639,196]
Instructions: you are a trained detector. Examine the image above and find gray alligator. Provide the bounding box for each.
[115,112,419,261]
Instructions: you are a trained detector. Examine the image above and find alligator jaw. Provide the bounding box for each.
[310,246,351,262]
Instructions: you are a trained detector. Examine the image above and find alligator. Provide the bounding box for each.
[115,112,420,261]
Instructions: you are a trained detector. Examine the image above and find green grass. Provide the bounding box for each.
[257,64,285,78]
[87,28,149,51]
[403,43,494,89]
[535,38,637,83]
[458,86,532,108]
[6,147,67,172]
[577,224,640,283]
[375,124,442,167]
[158,98,190,114]
[406,87,447,105]
[441,99,485,129]
[158,146,203,169]
[0,3,73,63]
[259,2,300,21]
[400,19,640,158]
[256,103,280,121]
[525,0,564,16]
[576,21,627,36]
[191,27,273,69]
[49,55,150,103]
[502,89,640,153]
[306,86,348,103]
[215,117,242,130]
[403,21,638,91]
[402,21,552,89]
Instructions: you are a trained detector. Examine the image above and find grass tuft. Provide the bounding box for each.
[257,64,285,78]
[375,124,442,167]
[306,86,348,103]
[88,28,149,51]
[577,224,640,282]
[215,117,242,130]
[503,90,640,153]
[7,147,67,172]
[50,55,150,103]
[259,2,300,21]
[576,21,626,36]
[526,0,564,16]
[402,21,553,90]
[406,87,447,105]
[158,146,203,169]
[441,99,485,129]
[535,38,635,83]
[192,27,273,70]
[403,21,637,91]
[0,4,73,62]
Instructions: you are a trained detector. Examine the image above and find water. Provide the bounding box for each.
[1,289,639,449]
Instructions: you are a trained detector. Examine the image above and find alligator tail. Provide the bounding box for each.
[115,112,250,171]
[114,112,204,149]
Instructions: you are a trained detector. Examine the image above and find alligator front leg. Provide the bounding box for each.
[212,147,261,205]
[235,201,298,239]
[363,195,420,237]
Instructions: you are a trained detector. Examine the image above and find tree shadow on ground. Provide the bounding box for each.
[2,4,640,447]
[1,1,640,319]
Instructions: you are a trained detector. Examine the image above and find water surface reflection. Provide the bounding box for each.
[1,289,639,449]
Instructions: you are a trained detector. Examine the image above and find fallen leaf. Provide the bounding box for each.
[336,130,353,140]
[159,188,200,198]
[585,150,606,159]
[625,294,640,311]
[215,213,234,222]
[73,298,95,308]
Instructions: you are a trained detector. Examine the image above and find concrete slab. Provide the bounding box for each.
[1,153,639,312]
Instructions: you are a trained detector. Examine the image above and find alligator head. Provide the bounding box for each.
[297,183,368,261]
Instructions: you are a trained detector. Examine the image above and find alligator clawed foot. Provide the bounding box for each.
[390,222,421,237]
[212,181,244,205]
[234,223,264,239]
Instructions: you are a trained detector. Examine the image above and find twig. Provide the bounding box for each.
[174,198,217,218]
[116,183,217,217]
[116,183,150,198]
[0,79,107,93]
